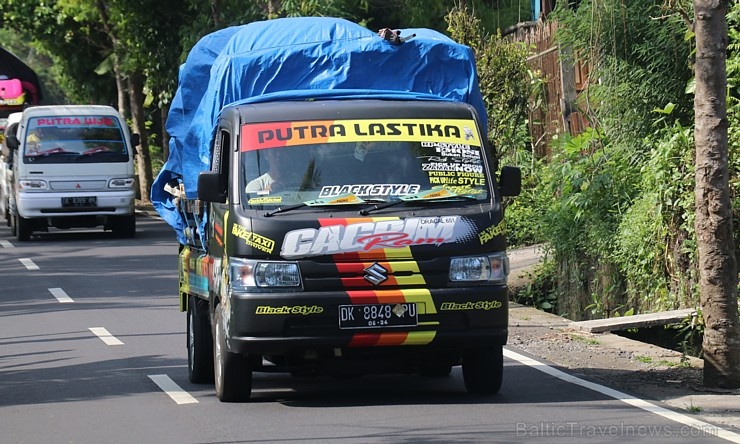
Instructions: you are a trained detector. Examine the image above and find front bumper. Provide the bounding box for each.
[224,286,509,354]
[16,190,135,218]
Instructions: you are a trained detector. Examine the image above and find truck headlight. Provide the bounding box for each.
[449,253,509,283]
[229,258,302,292]
[108,177,135,189]
[18,179,48,191]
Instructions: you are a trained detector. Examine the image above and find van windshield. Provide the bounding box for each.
[240,118,490,208]
[23,115,128,163]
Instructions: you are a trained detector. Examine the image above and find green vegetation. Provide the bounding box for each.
[684,400,703,413]
[510,0,739,321]
[567,334,601,346]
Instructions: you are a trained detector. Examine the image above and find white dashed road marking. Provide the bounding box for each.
[49,287,74,303]
[89,327,124,346]
[504,348,740,443]
[0,240,13,248]
[19,258,39,270]
[148,375,198,405]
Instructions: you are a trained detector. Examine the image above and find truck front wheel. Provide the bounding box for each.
[462,345,503,395]
[214,305,252,402]
[187,295,214,383]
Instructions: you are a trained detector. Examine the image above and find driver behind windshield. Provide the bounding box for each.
[245,147,319,194]
[245,147,285,193]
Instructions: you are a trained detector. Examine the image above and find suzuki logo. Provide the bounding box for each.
[364,262,388,286]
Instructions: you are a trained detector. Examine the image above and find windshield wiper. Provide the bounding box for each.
[358,188,476,216]
[264,202,308,217]
[263,194,383,217]
[76,146,119,159]
[26,147,74,157]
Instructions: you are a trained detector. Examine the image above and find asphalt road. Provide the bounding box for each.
[0,217,735,443]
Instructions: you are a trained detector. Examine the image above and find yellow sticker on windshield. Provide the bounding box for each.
[241,119,481,151]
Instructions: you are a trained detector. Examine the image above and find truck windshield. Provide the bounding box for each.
[241,129,490,208]
[23,115,128,163]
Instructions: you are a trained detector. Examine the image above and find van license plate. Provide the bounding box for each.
[62,196,97,207]
[339,303,417,329]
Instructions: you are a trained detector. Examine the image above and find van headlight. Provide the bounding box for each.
[108,177,135,189]
[449,253,509,284]
[18,179,48,191]
[229,258,302,292]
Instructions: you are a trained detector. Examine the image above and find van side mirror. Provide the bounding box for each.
[130,133,140,147]
[198,170,227,203]
[499,166,521,197]
[6,135,19,151]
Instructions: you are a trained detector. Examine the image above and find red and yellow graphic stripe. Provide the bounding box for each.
[319,217,438,347]
[346,288,438,347]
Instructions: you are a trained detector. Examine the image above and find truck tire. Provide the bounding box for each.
[214,304,252,402]
[16,214,31,241]
[187,295,214,384]
[462,345,503,395]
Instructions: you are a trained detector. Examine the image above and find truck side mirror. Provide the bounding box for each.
[499,166,521,197]
[6,135,19,151]
[198,170,227,203]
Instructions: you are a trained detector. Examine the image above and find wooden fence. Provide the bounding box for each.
[506,20,589,158]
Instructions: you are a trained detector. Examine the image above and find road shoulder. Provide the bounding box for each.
[506,250,740,432]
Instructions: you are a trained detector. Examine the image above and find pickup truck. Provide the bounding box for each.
[153,17,521,402]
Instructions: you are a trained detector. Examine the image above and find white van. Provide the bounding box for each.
[5,105,138,240]
[0,111,22,227]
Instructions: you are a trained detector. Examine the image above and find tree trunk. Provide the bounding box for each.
[161,104,170,161]
[265,0,281,18]
[211,0,222,27]
[693,0,740,389]
[127,73,153,203]
[113,59,127,116]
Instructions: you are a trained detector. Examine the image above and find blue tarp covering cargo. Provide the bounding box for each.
[152,17,486,243]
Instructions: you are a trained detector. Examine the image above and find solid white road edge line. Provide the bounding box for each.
[148,375,198,405]
[503,348,740,443]
[19,258,39,270]
[0,240,13,248]
[49,287,74,303]
[88,327,124,346]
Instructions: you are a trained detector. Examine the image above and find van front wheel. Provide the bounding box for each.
[110,214,136,238]
[16,214,31,241]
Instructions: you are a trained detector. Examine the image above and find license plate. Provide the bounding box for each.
[62,196,97,207]
[339,303,418,329]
